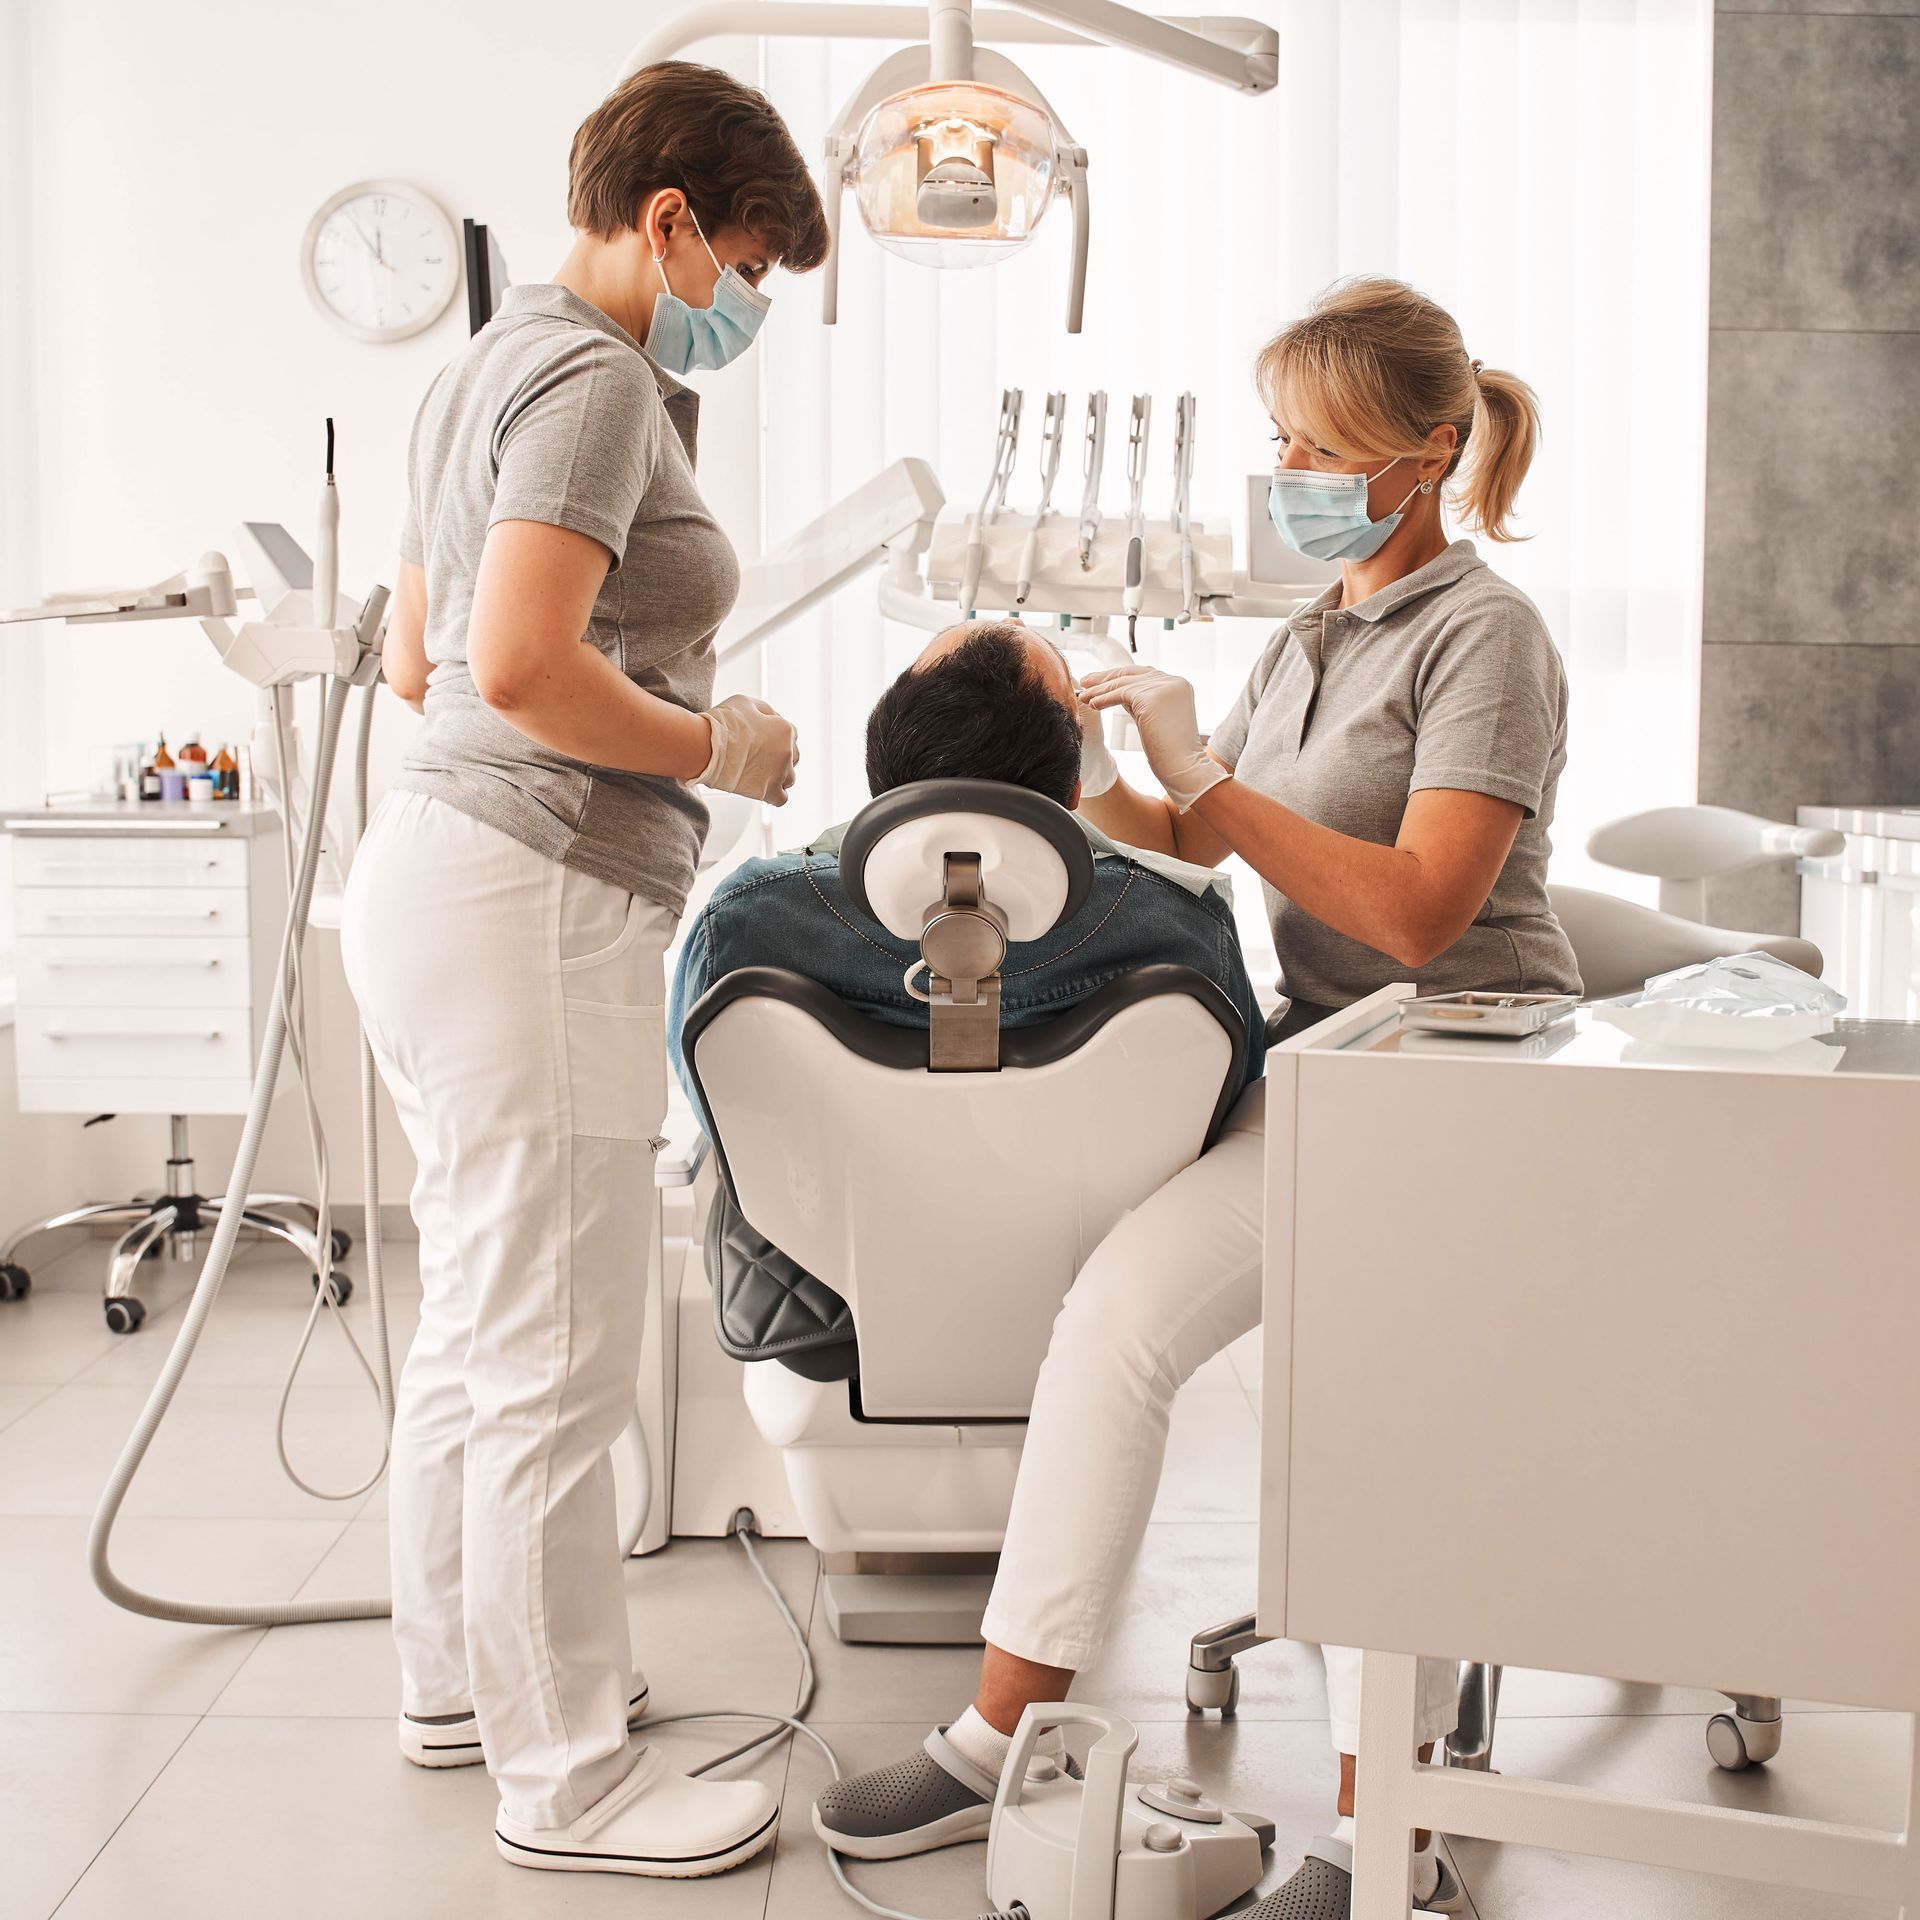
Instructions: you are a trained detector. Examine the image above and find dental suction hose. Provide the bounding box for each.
[88,675,396,1626]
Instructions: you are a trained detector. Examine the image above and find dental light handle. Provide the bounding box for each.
[989,1704,1139,1920]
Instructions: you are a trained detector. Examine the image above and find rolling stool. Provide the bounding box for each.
[0,1114,348,1333]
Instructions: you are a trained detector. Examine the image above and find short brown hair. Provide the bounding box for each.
[568,61,829,272]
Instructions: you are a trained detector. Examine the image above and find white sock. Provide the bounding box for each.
[943,1706,1063,1782]
[1328,1817,1439,1901]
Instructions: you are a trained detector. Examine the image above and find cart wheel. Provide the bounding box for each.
[329,1228,352,1262]
[0,1263,30,1302]
[1707,1711,1779,1771]
[104,1297,147,1335]
[1185,1663,1241,1717]
[314,1271,353,1306]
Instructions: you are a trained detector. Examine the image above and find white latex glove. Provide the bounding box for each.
[1072,686,1121,798]
[698,694,800,807]
[1080,664,1228,812]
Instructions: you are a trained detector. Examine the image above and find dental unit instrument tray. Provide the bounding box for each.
[1398,990,1579,1038]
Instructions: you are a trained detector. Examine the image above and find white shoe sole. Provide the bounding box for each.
[810,1800,991,1861]
[495,1806,779,1878]
[400,1686,649,1770]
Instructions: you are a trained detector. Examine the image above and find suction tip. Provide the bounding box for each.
[324,417,335,478]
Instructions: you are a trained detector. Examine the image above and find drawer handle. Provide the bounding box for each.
[44,956,221,969]
[37,861,222,876]
[44,1027,224,1042]
[43,908,223,921]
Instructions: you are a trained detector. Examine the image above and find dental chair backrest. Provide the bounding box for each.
[685,780,1246,1422]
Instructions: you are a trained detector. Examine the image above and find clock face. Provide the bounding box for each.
[302,181,459,343]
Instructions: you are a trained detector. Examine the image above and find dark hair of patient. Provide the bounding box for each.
[865,624,1081,809]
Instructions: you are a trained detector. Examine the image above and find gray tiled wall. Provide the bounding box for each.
[1700,5,1920,931]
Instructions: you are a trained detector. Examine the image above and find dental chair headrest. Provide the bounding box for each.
[840,780,1095,942]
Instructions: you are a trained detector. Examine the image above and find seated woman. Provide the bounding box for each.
[669,617,1266,1105]
[813,278,1579,1920]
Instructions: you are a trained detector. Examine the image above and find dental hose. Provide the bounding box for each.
[87,675,401,1625]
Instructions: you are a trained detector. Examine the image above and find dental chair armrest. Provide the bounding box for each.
[655,1130,712,1190]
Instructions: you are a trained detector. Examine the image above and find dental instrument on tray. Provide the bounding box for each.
[1123,393,1152,649]
[1077,389,1108,571]
[1171,391,1198,623]
[960,386,1023,614]
[1013,389,1068,607]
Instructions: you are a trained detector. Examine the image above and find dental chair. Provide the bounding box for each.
[1187,883,1827,1776]
[682,779,1246,1643]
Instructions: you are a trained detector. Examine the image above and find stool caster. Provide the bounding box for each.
[1186,1662,1240,1717]
[104,1297,147,1335]
[0,1262,30,1302]
[314,1271,353,1306]
[328,1228,352,1262]
[1707,1709,1781,1771]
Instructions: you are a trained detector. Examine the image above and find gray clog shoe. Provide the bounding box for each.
[1248,1834,1464,1918]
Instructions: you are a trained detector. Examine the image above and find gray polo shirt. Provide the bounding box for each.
[1209,540,1581,1007]
[393,284,738,915]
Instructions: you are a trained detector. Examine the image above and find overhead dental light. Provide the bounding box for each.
[618,2,1279,333]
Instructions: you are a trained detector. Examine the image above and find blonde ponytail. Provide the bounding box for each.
[1254,278,1541,543]
[1459,364,1540,543]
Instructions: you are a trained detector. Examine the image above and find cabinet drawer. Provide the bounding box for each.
[15,1006,256,1081]
[13,835,249,888]
[16,885,250,939]
[16,936,253,1009]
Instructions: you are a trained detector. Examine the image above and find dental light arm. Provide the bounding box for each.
[621,0,1274,335]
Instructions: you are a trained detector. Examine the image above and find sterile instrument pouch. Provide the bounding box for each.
[1595,950,1846,1052]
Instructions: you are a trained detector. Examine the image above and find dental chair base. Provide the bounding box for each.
[986,1706,1271,1920]
[743,1358,1023,1642]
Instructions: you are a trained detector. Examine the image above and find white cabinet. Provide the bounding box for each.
[1798,805,1920,1020]
[3,801,285,1115]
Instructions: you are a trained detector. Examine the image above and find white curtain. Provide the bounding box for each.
[745,0,1711,947]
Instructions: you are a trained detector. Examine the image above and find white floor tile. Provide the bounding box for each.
[0,1381,391,1520]
[52,1714,785,1920]
[0,1710,199,1920]
[0,1513,343,1714]
[73,1288,421,1392]
[0,1381,53,1432]
[210,1520,396,1720]
[0,1291,130,1387]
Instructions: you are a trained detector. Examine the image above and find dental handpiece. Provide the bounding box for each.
[1123,394,1151,649]
[1014,391,1068,608]
[961,388,1023,616]
[1077,391,1108,571]
[1172,392,1197,623]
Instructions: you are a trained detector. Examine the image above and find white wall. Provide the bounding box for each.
[2,0,765,1228]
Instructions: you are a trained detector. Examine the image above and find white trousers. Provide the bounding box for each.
[340,791,673,1827]
[979,1082,1461,1756]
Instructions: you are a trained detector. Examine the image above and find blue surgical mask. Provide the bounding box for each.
[644,210,771,374]
[1267,458,1428,564]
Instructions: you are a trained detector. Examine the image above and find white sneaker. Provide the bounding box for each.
[494,1746,780,1878]
[398,1673,649,1769]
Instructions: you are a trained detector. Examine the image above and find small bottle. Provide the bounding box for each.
[211,743,238,800]
[138,744,162,803]
[153,732,185,803]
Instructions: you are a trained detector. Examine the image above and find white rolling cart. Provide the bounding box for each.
[0,797,348,1331]
[1255,987,1920,1916]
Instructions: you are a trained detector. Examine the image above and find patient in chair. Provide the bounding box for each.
[668,618,1266,1100]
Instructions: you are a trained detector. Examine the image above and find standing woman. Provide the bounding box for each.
[813,280,1578,1920]
[341,63,822,1881]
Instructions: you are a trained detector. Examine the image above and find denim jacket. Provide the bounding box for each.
[669,819,1267,1110]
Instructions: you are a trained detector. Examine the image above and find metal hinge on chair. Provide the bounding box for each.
[910,852,1009,1071]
